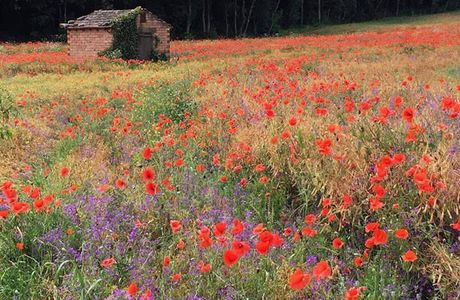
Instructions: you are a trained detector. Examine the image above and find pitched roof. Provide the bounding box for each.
[64,9,133,28]
[61,8,172,29]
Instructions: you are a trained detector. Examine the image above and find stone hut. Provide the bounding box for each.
[61,8,171,60]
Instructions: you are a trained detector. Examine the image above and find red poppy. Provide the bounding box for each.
[231,219,244,235]
[402,108,415,123]
[259,231,273,243]
[288,117,297,126]
[232,165,242,173]
[281,130,291,139]
[33,199,46,212]
[212,154,220,165]
[115,179,126,189]
[29,187,41,199]
[372,184,386,197]
[171,273,182,282]
[232,240,250,257]
[141,289,152,300]
[223,249,239,266]
[127,282,137,296]
[372,229,388,245]
[284,227,292,236]
[394,228,409,240]
[43,195,54,205]
[199,234,213,248]
[200,263,212,273]
[3,188,17,201]
[196,164,205,172]
[345,287,360,300]
[365,222,379,233]
[315,139,332,155]
[301,227,317,237]
[163,256,170,267]
[0,210,9,218]
[332,238,344,249]
[143,147,152,159]
[312,261,332,279]
[288,268,311,290]
[252,223,264,234]
[304,214,317,224]
[213,222,226,236]
[402,250,417,262]
[293,232,301,241]
[141,168,155,182]
[266,109,275,118]
[393,153,406,164]
[270,136,278,144]
[255,241,270,255]
[255,164,265,172]
[365,238,375,249]
[259,176,269,184]
[101,258,116,267]
[161,178,170,186]
[177,239,185,249]
[98,184,110,193]
[354,257,363,267]
[60,167,70,177]
[1,180,12,190]
[369,197,384,211]
[342,195,352,209]
[322,198,332,207]
[450,218,460,231]
[145,182,160,195]
[315,107,328,116]
[12,202,29,214]
[170,220,182,233]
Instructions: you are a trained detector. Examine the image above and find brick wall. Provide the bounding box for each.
[68,28,113,59]
[66,10,170,60]
[137,11,171,57]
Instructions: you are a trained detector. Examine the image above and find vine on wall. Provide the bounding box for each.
[100,7,141,59]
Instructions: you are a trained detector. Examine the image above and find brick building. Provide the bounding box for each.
[61,8,171,60]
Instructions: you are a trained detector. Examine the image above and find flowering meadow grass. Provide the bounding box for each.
[0,12,459,299]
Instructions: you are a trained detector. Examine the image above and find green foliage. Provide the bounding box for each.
[0,87,16,122]
[134,79,196,124]
[101,7,141,60]
[0,87,17,139]
[99,48,123,59]
[0,209,72,299]
[149,36,168,61]
[151,51,169,62]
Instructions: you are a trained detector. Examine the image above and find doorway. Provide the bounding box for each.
[138,31,154,60]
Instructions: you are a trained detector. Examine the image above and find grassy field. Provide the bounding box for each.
[0,12,459,299]
[281,10,460,35]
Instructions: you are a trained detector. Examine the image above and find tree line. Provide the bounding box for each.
[0,0,458,40]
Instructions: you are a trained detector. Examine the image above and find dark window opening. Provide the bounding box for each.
[140,12,146,23]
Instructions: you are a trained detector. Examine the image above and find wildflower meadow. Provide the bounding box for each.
[1,12,460,300]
